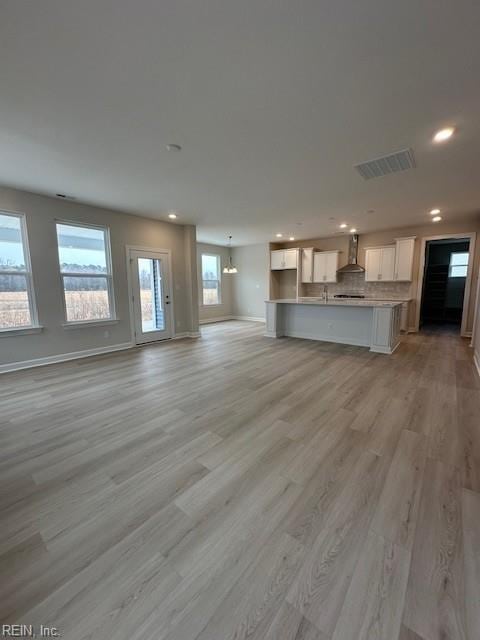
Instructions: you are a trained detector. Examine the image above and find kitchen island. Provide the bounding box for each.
[265,298,402,354]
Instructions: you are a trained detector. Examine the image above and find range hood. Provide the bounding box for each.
[337,234,365,273]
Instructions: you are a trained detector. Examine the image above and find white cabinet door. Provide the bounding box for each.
[394,238,415,281]
[365,247,396,281]
[313,251,339,282]
[365,248,382,281]
[325,252,338,282]
[301,248,314,283]
[283,248,298,269]
[380,246,396,281]
[313,252,327,282]
[271,250,285,270]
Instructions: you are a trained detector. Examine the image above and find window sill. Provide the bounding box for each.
[201,304,223,308]
[62,318,120,329]
[0,325,44,337]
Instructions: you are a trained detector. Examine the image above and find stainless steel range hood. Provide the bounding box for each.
[337,234,365,273]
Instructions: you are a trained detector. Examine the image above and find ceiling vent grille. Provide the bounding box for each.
[354,148,416,180]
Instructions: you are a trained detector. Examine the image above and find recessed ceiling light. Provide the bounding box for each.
[339,223,348,229]
[276,233,283,238]
[166,143,182,152]
[429,208,441,215]
[168,212,178,219]
[289,236,295,241]
[432,216,442,222]
[350,228,357,233]
[433,127,455,143]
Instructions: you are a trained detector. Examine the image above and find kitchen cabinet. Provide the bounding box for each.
[270,248,298,270]
[284,248,298,269]
[301,248,314,283]
[365,246,395,282]
[394,237,416,281]
[365,237,416,282]
[313,251,339,283]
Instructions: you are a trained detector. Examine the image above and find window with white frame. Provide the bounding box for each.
[201,254,221,305]
[449,252,469,278]
[56,222,115,322]
[0,211,38,330]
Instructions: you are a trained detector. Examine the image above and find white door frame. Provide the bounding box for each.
[415,232,476,337]
[126,245,175,344]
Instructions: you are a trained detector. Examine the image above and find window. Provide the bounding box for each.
[449,252,469,278]
[0,211,38,330]
[56,222,115,322]
[201,254,221,305]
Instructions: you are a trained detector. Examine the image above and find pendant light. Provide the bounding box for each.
[223,235,238,274]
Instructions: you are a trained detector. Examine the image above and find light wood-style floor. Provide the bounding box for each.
[1,321,479,640]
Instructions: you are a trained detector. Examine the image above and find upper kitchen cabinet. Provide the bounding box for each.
[394,237,416,281]
[270,248,298,270]
[313,251,339,283]
[301,248,314,283]
[365,246,395,281]
[365,237,415,282]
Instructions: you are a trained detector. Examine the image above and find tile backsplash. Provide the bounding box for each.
[304,272,412,300]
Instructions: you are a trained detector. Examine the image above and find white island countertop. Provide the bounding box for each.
[267,298,403,308]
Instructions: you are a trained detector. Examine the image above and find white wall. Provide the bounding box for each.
[197,242,233,322]
[0,186,198,369]
[231,243,269,320]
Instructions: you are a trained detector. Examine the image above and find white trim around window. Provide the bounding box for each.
[0,210,40,333]
[201,253,222,306]
[55,219,117,325]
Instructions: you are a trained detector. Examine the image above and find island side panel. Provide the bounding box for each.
[281,303,372,347]
[265,301,284,338]
[370,305,402,354]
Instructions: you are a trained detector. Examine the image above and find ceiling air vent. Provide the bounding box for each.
[354,148,416,180]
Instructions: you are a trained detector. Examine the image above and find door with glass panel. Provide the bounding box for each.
[129,250,172,343]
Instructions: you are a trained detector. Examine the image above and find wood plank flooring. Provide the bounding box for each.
[1,320,479,639]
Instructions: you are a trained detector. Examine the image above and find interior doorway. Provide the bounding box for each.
[418,237,472,334]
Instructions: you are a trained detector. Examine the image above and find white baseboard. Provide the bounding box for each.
[233,315,265,323]
[199,316,233,325]
[474,351,480,378]
[173,331,201,338]
[0,342,133,375]
[199,315,265,325]
[462,330,472,338]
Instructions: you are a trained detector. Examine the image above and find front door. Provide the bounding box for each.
[129,249,173,344]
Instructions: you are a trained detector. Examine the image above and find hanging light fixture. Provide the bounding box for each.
[223,235,238,274]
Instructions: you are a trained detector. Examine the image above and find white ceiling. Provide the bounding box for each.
[1,0,479,246]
